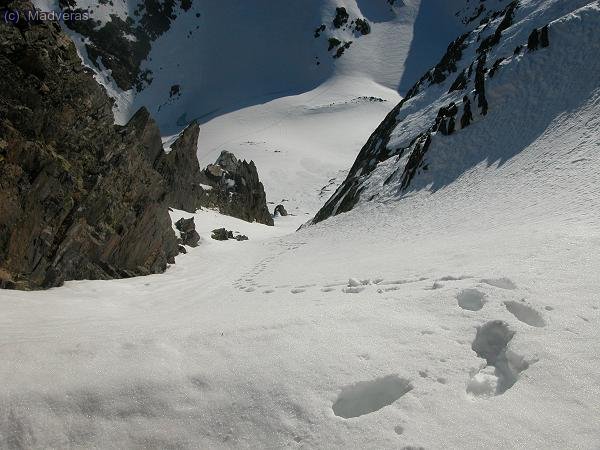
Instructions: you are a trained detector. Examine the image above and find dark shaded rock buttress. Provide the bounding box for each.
[0,1,179,289]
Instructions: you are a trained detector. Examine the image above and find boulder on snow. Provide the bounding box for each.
[211,228,248,241]
[211,228,231,241]
[274,204,288,217]
[200,151,274,226]
[175,217,200,247]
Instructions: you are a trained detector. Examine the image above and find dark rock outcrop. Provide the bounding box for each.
[461,96,473,129]
[328,37,341,51]
[274,204,288,217]
[211,228,247,242]
[333,7,349,28]
[201,151,274,226]
[527,28,540,51]
[540,25,550,48]
[154,121,206,213]
[0,2,179,289]
[175,217,200,247]
[333,41,352,59]
[354,18,371,36]
[314,24,326,38]
[117,107,164,165]
[474,54,489,116]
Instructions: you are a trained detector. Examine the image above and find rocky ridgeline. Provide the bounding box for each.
[313,0,555,224]
[0,1,272,289]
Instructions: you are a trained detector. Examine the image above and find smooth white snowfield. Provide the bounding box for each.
[2,2,600,450]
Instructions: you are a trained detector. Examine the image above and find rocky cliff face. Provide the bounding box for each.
[0,1,276,289]
[0,1,179,289]
[154,121,206,213]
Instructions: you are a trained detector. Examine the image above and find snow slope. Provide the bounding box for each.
[1,87,599,446]
[314,0,599,222]
[2,1,599,448]
[32,0,466,129]
[33,0,473,213]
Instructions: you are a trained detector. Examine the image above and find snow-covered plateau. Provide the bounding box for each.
[1,0,599,448]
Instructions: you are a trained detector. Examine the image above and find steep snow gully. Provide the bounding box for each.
[1,0,600,449]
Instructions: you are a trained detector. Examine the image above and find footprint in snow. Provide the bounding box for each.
[332,375,413,418]
[504,300,546,327]
[466,320,532,397]
[456,288,486,311]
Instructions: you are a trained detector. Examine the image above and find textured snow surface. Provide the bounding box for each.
[1,144,599,446]
[1,79,599,445]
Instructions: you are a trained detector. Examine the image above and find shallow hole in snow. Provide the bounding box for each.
[504,301,546,327]
[332,375,413,418]
[457,288,486,311]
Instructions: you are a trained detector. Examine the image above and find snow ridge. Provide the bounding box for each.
[313,0,599,223]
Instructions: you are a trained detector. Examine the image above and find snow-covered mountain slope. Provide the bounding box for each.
[32,0,483,213]
[313,0,600,223]
[34,0,468,128]
[1,1,599,448]
[193,77,399,216]
[1,100,599,447]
